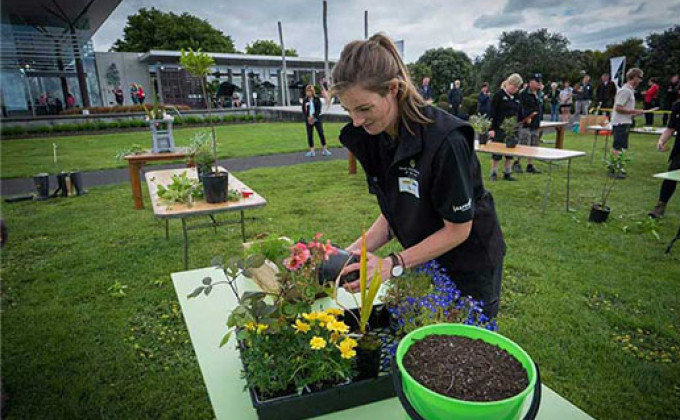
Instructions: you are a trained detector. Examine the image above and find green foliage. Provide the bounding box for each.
[436,101,449,110]
[180,48,215,80]
[185,131,213,169]
[462,94,477,116]
[597,151,631,208]
[500,116,519,139]
[406,62,432,87]
[115,144,144,161]
[645,26,680,92]
[381,270,433,309]
[1,126,26,137]
[414,47,472,96]
[246,236,291,264]
[156,171,203,205]
[469,113,492,134]
[476,29,573,91]
[245,39,298,57]
[111,8,237,53]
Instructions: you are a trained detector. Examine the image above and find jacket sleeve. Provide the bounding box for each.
[314,98,322,119]
[490,93,502,131]
[301,100,307,116]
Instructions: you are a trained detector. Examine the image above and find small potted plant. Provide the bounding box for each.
[185,131,213,179]
[155,171,203,207]
[469,113,492,146]
[181,48,228,203]
[500,116,520,148]
[590,151,631,223]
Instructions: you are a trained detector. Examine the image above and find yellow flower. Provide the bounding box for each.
[245,322,257,332]
[256,324,269,334]
[325,308,344,317]
[309,336,327,350]
[340,337,358,349]
[339,346,356,359]
[302,312,317,322]
[293,319,311,334]
[326,320,350,334]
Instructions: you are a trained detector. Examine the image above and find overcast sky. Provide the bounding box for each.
[92,0,680,63]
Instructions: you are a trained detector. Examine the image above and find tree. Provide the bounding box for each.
[407,63,432,89]
[644,26,680,82]
[245,40,297,57]
[112,8,236,53]
[477,29,576,90]
[603,38,646,70]
[414,48,472,97]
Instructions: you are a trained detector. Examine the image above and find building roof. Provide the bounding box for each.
[138,50,336,69]
[1,0,122,33]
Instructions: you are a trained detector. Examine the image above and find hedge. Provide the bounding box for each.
[60,104,191,115]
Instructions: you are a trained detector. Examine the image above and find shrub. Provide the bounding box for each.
[172,118,184,126]
[81,122,97,131]
[255,114,264,121]
[437,101,449,110]
[1,126,27,137]
[107,121,120,129]
[132,120,147,128]
[117,120,132,128]
[54,124,77,132]
[31,125,53,134]
[222,115,234,122]
[95,121,108,130]
[463,94,477,117]
[184,116,200,125]
[438,93,448,103]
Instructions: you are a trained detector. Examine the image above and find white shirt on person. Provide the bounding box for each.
[611,83,636,125]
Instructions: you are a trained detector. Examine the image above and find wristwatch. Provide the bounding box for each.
[388,253,404,277]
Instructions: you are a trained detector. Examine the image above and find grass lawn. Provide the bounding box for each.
[1,130,679,420]
[0,122,346,179]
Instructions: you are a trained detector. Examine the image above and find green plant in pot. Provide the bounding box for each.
[500,116,519,148]
[469,113,492,145]
[186,131,213,179]
[589,151,631,223]
[181,48,228,203]
[155,171,203,207]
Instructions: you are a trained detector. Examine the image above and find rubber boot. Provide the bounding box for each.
[33,173,50,201]
[70,171,88,195]
[648,201,666,219]
[52,172,68,198]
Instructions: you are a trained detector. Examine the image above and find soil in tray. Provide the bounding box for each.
[402,335,529,402]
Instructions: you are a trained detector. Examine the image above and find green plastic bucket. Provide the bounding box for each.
[395,324,538,420]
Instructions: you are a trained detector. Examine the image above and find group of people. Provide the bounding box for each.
[128,83,146,105]
[34,91,76,115]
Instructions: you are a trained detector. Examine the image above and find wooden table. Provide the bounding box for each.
[146,167,266,269]
[585,125,612,164]
[477,143,586,212]
[538,121,568,149]
[653,169,680,254]
[124,148,189,210]
[172,266,597,420]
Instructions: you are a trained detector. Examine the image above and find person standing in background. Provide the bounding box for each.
[574,74,593,116]
[420,77,433,103]
[611,68,645,164]
[546,82,560,122]
[66,92,76,109]
[130,83,138,105]
[113,86,124,106]
[488,73,523,182]
[302,84,330,157]
[596,73,617,116]
[662,74,679,126]
[648,90,680,218]
[137,84,146,105]
[642,77,659,126]
[514,73,542,174]
[477,83,491,116]
[448,80,462,117]
[559,80,573,123]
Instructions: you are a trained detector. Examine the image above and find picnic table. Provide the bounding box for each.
[146,167,266,269]
[124,148,190,210]
[476,143,586,212]
[172,266,597,420]
[538,121,569,149]
[653,169,680,254]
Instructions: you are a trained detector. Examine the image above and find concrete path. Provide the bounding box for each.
[1,148,350,197]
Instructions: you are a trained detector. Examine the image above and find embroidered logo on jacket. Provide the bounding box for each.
[453,198,472,213]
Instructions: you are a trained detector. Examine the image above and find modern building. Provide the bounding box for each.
[95,51,334,109]
[1,0,334,116]
[1,0,122,116]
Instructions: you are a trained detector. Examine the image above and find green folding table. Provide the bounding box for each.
[172,267,597,420]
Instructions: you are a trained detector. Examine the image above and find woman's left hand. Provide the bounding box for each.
[342,252,392,293]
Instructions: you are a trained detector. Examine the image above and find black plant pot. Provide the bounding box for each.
[478,133,489,144]
[196,164,210,180]
[318,249,358,285]
[355,335,382,380]
[69,171,88,195]
[589,204,611,223]
[52,172,69,198]
[33,173,50,201]
[201,171,229,203]
[506,136,519,148]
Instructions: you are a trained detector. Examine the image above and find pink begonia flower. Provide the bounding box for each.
[322,240,338,260]
[284,243,311,270]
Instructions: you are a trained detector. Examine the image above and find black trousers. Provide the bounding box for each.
[660,153,680,203]
[451,260,503,318]
[644,100,659,126]
[306,120,326,148]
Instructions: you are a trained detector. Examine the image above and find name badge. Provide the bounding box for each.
[398,177,420,198]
